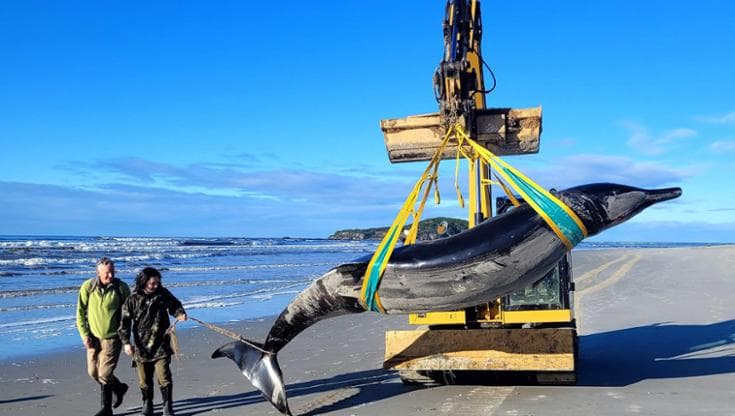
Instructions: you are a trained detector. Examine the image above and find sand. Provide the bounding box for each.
[1,246,734,415]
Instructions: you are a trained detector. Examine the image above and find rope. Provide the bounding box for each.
[189,316,273,355]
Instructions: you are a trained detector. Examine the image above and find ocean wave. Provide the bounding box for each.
[0,321,76,336]
[1,236,374,252]
[164,262,332,273]
[0,303,74,312]
[2,261,328,278]
[180,239,235,246]
[183,281,307,306]
[0,257,54,267]
[0,251,233,269]
[167,277,312,289]
[251,289,301,301]
[4,267,154,277]
[185,301,244,309]
[0,315,75,329]
[0,275,313,298]
[1,237,181,254]
[0,240,78,249]
[0,286,81,298]
[3,246,75,252]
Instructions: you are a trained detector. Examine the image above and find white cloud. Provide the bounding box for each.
[516,154,689,190]
[694,111,735,124]
[621,122,697,155]
[0,180,410,237]
[63,157,419,206]
[709,140,735,152]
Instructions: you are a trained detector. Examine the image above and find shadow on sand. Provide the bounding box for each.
[578,319,735,386]
[121,320,735,415]
[0,395,53,405]
[128,369,411,416]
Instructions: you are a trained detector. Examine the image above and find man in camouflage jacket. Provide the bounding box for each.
[119,267,186,416]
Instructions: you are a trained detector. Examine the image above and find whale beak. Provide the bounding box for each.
[645,187,682,204]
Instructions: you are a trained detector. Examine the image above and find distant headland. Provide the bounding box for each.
[328,217,468,241]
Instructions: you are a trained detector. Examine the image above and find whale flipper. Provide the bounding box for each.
[212,341,291,416]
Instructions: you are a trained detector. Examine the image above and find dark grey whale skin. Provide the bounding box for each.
[212,183,682,415]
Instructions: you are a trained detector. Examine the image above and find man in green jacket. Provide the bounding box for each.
[77,257,131,416]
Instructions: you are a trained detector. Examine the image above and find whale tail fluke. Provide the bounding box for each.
[212,340,291,415]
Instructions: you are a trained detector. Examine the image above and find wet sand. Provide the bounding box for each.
[1,245,734,415]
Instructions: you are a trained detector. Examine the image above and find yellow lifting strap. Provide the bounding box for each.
[452,124,588,249]
[360,124,588,313]
[359,128,454,313]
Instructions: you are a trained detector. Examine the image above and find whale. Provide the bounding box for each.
[212,183,682,415]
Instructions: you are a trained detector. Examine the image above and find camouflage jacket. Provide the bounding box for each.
[119,287,185,362]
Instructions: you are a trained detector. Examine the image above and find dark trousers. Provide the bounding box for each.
[135,357,172,389]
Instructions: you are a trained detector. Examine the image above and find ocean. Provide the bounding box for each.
[0,235,376,361]
[0,235,720,361]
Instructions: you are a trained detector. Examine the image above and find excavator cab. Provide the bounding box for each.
[497,196,575,328]
[503,258,573,317]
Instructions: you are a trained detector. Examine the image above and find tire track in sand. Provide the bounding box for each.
[574,253,633,285]
[574,254,642,331]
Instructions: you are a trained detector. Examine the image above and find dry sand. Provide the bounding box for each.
[1,246,734,415]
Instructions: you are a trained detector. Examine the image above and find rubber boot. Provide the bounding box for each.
[112,378,128,409]
[161,385,175,416]
[93,383,113,416]
[139,387,154,416]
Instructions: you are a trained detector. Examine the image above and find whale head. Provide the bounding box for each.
[557,183,682,237]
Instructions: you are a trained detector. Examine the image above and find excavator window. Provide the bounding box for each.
[495,196,573,312]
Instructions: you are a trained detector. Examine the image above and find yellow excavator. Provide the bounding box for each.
[380,0,577,385]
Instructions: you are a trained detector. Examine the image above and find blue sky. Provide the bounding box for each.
[1,1,733,242]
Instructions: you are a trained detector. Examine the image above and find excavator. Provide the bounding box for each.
[380,0,577,385]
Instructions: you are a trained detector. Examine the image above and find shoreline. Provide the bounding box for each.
[2,245,734,415]
[2,244,733,366]
[4,243,732,364]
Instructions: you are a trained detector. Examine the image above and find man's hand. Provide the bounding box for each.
[176,313,187,322]
[124,344,135,357]
[84,337,95,349]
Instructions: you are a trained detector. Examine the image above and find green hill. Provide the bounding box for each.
[329,217,468,241]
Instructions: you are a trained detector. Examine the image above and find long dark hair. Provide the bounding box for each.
[134,267,162,295]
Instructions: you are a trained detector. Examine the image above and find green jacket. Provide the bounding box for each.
[76,277,131,340]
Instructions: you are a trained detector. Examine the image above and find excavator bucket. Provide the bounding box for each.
[380,107,542,163]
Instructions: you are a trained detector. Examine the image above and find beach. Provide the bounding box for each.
[2,245,734,415]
